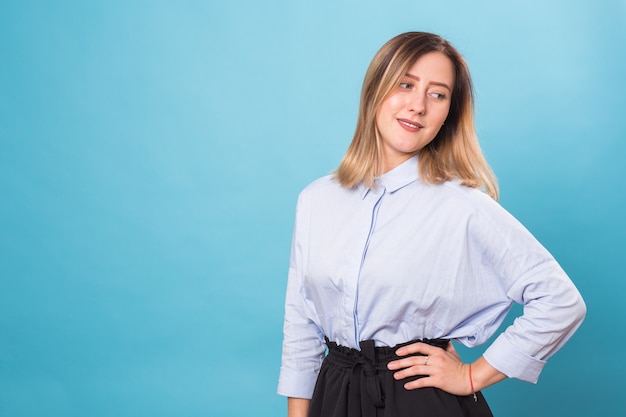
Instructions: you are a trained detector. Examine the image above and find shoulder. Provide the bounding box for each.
[302,174,338,193]
[298,174,357,202]
[436,181,522,228]
[439,182,547,253]
[435,181,502,212]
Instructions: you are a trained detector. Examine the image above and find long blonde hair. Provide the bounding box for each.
[335,32,499,200]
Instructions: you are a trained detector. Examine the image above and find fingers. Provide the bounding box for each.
[387,356,432,372]
[394,341,440,357]
[386,342,470,394]
[387,342,443,374]
[390,358,433,390]
[395,361,469,394]
[389,341,446,371]
[403,375,433,390]
[389,363,429,382]
[388,355,426,370]
[387,351,435,384]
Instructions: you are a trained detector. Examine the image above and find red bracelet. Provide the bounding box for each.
[469,364,477,402]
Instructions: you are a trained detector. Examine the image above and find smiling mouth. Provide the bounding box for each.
[399,119,423,129]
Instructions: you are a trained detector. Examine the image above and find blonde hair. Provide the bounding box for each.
[335,32,499,200]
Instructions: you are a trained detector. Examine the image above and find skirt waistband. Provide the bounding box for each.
[325,338,449,370]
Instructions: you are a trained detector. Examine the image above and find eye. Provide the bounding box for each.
[430,92,447,100]
[399,82,413,89]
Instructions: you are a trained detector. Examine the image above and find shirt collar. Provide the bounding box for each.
[359,156,419,199]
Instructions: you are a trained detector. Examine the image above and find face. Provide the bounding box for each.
[375,51,455,173]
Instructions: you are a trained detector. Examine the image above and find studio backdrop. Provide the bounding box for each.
[1,1,624,416]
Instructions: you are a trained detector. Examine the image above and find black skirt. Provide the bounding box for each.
[308,339,494,417]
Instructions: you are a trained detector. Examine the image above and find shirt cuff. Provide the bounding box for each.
[277,366,319,399]
[483,335,546,383]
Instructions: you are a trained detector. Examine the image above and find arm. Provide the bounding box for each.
[386,206,585,392]
[482,261,586,382]
[387,265,585,394]
[278,190,326,399]
[387,191,585,392]
[476,199,586,382]
[288,398,310,417]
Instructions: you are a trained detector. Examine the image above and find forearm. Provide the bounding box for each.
[470,356,507,392]
[288,397,310,417]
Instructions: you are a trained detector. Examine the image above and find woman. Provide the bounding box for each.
[277,32,586,417]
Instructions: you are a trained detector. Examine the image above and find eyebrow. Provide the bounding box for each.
[405,73,452,91]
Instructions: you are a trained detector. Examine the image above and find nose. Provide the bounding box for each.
[408,92,426,114]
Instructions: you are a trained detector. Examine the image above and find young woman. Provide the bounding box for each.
[278,32,586,417]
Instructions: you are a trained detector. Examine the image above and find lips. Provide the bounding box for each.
[398,118,423,131]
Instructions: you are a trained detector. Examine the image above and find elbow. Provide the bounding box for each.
[556,288,586,334]
[574,294,587,325]
[563,290,587,331]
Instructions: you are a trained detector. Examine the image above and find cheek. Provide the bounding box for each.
[435,105,451,125]
[385,95,404,111]
[375,102,392,127]
[378,95,402,116]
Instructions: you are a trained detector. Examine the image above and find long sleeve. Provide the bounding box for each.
[468,194,587,382]
[277,190,326,399]
[483,262,586,382]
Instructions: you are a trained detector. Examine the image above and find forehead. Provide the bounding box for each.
[405,52,455,85]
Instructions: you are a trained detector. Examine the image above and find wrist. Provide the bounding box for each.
[468,363,477,401]
[470,356,508,393]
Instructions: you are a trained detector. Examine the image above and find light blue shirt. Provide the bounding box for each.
[278,156,585,399]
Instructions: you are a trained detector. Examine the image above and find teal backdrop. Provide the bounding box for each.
[1,1,624,416]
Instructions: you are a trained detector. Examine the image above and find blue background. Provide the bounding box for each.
[1,1,624,416]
